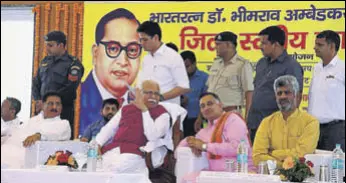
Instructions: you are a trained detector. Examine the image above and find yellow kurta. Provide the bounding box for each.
[252,109,319,166]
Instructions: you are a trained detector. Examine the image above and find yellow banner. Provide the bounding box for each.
[80,1,345,132]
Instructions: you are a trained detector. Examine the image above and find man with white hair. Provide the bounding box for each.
[1,92,71,168]
[96,80,171,174]
[252,75,319,167]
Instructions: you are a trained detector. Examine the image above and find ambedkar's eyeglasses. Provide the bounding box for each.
[99,41,142,59]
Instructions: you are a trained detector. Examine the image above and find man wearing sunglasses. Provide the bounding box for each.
[81,8,141,136]
[252,75,319,167]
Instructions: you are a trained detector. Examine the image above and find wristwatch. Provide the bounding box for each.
[202,143,207,152]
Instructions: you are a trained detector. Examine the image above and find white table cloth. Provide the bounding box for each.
[24,141,89,168]
[175,147,209,183]
[195,171,322,183]
[196,171,281,183]
[1,169,151,183]
[175,147,345,183]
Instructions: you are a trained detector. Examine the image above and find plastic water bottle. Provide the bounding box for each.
[87,136,98,172]
[331,144,344,183]
[236,139,248,173]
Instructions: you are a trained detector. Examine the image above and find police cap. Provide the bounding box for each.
[214,31,237,47]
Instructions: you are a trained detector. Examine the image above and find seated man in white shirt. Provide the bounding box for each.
[1,97,23,144]
[96,80,171,175]
[1,92,71,168]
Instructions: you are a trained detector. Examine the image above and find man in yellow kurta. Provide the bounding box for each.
[252,75,319,166]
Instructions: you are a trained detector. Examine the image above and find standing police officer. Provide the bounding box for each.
[32,31,84,139]
[195,31,254,132]
[207,31,254,115]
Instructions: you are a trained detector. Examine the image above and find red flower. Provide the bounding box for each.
[57,153,69,164]
[55,151,64,157]
[306,160,314,168]
[299,157,306,164]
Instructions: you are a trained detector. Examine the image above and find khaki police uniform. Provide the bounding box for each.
[207,31,254,114]
[207,54,254,113]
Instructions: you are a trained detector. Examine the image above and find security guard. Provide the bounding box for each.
[207,31,254,117]
[32,31,84,139]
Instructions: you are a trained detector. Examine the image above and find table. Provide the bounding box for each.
[175,147,209,183]
[175,147,336,183]
[305,152,345,180]
[1,169,151,183]
[196,171,320,183]
[24,141,88,168]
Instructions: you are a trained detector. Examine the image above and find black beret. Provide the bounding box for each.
[214,31,237,46]
[44,31,66,42]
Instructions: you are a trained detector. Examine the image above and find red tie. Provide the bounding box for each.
[117,97,125,108]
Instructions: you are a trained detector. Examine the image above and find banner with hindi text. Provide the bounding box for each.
[80,1,345,134]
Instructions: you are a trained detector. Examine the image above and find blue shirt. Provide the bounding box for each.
[81,118,107,141]
[247,50,303,129]
[185,69,209,118]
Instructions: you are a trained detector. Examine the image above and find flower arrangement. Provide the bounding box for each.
[276,156,314,182]
[45,150,78,169]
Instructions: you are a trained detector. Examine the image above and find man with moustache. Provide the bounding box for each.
[252,75,319,167]
[80,98,119,142]
[206,31,254,115]
[247,26,304,143]
[193,31,254,134]
[96,80,171,174]
[32,31,84,139]
[81,8,141,135]
[1,92,71,168]
[308,30,345,151]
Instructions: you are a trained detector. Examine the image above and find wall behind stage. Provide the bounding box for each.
[80,1,345,134]
[31,2,84,139]
[1,1,84,139]
[1,7,34,121]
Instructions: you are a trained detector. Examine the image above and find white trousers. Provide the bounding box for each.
[102,147,148,175]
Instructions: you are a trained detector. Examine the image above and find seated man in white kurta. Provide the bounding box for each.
[1,92,71,168]
[1,97,23,145]
[96,80,171,175]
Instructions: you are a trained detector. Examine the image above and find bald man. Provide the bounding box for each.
[95,80,171,175]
